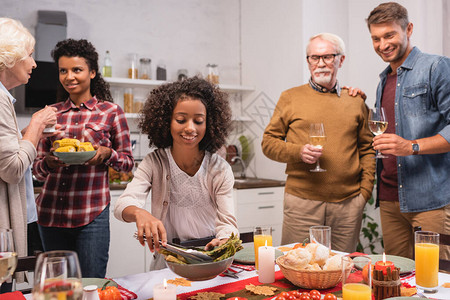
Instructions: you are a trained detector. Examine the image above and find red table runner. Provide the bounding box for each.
[177,271,342,300]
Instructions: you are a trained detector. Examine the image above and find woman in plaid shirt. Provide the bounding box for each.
[33,39,134,277]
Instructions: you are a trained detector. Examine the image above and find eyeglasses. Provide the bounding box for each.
[306,54,341,65]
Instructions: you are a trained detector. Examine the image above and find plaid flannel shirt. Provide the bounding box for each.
[33,97,134,227]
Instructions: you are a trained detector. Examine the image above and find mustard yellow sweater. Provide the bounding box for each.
[262,84,375,202]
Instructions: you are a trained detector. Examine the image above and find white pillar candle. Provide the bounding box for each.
[153,279,177,300]
[258,243,275,283]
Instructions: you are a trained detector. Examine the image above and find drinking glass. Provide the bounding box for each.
[0,228,17,290]
[309,225,331,250]
[415,231,439,293]
[32,250,83,300]
[309,123,326,172]
[253,226,272,270]
[342,255,372,300]
[368,107,388,159]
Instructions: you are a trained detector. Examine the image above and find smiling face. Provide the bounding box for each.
[170,97,207,152]
[57,56,95,102]
[369,21,413,72]
[307,38,344,90]
[6,48,36,88]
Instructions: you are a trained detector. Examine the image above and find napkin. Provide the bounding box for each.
[0,291,26,299]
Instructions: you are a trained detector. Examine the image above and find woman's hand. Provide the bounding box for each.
[124,206,167,252]
[86,145,112,165]
[32,106,58,131]
[44,148,68,169]
[205,238,228,251]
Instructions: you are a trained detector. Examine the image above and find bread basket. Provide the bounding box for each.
[276,253,345,289]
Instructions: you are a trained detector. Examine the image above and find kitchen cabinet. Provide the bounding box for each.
[233,186,284,246]
[107,190,154,278]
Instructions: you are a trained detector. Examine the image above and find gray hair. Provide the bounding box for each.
[307,33,346,55]
[0,18,35,72]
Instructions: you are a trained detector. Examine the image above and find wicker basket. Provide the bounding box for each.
[276,254,344,289]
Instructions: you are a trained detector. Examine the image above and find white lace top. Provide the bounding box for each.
[163,148,216,242]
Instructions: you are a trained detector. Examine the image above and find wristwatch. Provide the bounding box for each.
[412,140,420,155]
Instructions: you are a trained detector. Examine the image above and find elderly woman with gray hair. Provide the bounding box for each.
[0,17,57,290]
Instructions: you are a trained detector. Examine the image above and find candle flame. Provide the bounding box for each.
[382,252,386,263]
[163,278,167,288]
[265,240,267,247]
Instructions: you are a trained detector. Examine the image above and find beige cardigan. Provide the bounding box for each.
[114,148,238,240]
[0,89,36,268]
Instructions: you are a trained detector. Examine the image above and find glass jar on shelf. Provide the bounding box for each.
[128,53,138,79]
[206,63,219,84]
[123,88,134,113]
[139,58,151,80]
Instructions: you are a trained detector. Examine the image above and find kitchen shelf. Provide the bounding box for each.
[104,77,254,93]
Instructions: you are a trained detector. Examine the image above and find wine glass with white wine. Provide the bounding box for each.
[368,107,388,159]
[0,228,17,291]
[309,123,327,172]
[32,250,83,300]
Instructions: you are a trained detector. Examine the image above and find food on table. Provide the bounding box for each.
[53,138,81,150]
[54,145,76,153]
[108,167,133,184]
[160,233,243,264]
[97,281,121,300]
[279,243,343,271]
[275,290,337,300]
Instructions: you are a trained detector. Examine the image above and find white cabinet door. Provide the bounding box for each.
[107,190,147,278]
[233,187,284,246]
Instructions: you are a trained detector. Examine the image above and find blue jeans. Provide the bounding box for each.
[39,205,110,278]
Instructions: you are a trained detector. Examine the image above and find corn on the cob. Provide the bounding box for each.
[54,146,77,152]
[79,142,95,152]
[53,138,81,150]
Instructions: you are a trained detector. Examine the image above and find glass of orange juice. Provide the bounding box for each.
[253,226,272,270]
[415,231,439,293]
[342,255,372,300]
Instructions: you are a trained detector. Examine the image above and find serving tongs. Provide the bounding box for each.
[133,232,213,264]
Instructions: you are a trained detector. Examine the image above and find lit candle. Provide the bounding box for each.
[153,279,177,300]
[258,241,275,283]
[374,252,395,275]
[225,298,248,300]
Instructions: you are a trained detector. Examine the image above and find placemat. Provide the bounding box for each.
[106,278,138,300]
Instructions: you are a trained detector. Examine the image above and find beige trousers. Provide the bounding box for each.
[281,192,366,252]
[379,201,450,260]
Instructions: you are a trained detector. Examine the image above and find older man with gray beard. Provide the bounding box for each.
[262,33,375,252]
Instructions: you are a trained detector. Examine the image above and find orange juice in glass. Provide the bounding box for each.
[342,283,372,300]
[342,255,372,300]
[253,226,272,270]
[415,231,439,293]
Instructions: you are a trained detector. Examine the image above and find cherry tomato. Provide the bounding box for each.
[309,294,320,300]
[279,292,290,298]
[300,292,310,297]
[276,296,286,300]
[323,293,337,300]
[287,295,297,300]
[299,294,310,300]
[289,290,301,298]
[309,290,321,297]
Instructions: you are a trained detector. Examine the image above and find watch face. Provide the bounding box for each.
[413,143,420,152]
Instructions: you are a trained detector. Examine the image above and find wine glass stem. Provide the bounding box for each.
[315,159,321,170]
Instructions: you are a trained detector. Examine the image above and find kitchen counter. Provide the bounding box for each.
[33,178,285,194]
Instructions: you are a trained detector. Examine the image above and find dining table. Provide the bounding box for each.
[21,245,450,300]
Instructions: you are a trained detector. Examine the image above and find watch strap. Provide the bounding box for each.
[412,140,419,155]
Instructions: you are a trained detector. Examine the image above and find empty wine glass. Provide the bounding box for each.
[0,228,17,290]
[32,250,83,300]
[309,123,327,172]
[368,107,388,159]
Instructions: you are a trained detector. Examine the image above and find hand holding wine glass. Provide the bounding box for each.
[309,123,327,172]
[368,107,388,159]
[0,228,17,290]
[32,250,83,300]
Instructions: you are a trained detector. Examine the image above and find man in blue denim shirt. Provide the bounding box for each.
[366,2,450,259]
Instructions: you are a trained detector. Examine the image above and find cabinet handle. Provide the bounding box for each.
[257,192,274,195]
[258,205,275,209]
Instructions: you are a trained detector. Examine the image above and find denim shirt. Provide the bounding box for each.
[375,47,450,213]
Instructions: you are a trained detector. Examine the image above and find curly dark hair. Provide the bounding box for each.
[139,76,232,153]
[51,38,112,102]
